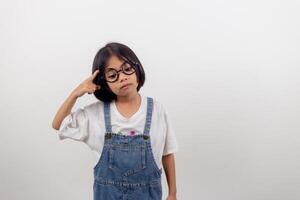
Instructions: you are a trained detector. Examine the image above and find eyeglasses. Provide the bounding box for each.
[103,61,136,83]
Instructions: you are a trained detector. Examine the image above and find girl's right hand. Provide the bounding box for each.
[71,69,101,98]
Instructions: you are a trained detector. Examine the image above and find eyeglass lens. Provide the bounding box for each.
[104,62,135,82]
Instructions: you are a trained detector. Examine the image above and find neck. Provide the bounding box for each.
[116,92,141,104]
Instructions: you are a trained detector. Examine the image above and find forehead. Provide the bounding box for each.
[106,55,125,70]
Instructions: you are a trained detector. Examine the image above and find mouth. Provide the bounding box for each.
[120,83,131,89]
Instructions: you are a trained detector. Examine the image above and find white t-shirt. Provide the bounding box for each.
[58,93,179,170]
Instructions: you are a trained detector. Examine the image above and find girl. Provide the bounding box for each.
[52,42,178,200]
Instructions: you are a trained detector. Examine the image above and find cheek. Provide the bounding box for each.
[133,74,138,83]
[107,83,116,91]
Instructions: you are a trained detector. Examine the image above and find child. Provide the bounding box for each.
[52,42,178,200]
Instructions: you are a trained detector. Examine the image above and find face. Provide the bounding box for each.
[104,55,139,97]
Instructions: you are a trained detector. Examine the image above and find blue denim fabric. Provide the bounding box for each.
[93,97,163,200]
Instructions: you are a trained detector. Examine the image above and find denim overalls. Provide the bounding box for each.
[93,97,163,200]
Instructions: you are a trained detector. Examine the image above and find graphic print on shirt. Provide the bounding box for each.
[117,130,139,136]
[129,130,136,136]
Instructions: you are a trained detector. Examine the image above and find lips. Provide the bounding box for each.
[120,83,131,89]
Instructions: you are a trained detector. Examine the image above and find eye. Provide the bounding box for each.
[108,74,117,79]
[123,63,134,72]
[105,70,117,79]
[124,66,132,72]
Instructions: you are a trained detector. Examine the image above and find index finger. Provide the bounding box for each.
[89,69,100,80]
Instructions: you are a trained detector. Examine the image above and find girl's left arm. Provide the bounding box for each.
[162,153,177,200]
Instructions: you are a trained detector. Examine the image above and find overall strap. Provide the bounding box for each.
[143,97,154,135]
[103,101,112,133]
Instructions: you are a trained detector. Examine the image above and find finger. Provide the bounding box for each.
[90,69,100,80]
[95,85,101,90]
[88,86,98,93]
[93,86,100,91]
[90,84,98,89]
[91,83,101,89]
[87,89,95,94]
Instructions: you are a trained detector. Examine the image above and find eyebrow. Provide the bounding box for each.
[105,61,127,71]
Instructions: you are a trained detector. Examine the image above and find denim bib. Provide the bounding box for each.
[93,97,162,200]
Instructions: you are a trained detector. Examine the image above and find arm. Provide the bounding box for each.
[52,69,100,130]
[162,153,177,200]
[52,92,78,130]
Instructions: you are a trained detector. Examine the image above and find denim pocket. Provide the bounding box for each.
[93,181,122,200]
[108,146,146,175]
[128,181,162,200]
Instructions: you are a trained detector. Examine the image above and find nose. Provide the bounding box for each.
[119,71,128,82]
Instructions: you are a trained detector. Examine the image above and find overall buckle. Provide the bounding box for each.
[105,133,112,139]
[143,135,149,140]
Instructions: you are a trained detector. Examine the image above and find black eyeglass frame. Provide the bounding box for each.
[100,58,138,83]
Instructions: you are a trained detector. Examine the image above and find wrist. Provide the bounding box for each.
[168,190,177,196]
[167,193,177,200]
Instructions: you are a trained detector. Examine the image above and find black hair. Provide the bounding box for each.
[92,42,146,102]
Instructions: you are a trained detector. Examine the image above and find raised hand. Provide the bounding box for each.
[71,69,101,98]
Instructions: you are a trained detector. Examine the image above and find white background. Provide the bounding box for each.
[1,0,300,199]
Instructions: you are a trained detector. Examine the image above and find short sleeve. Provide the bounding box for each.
[58,107,89,141]
[162,106,179,156]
